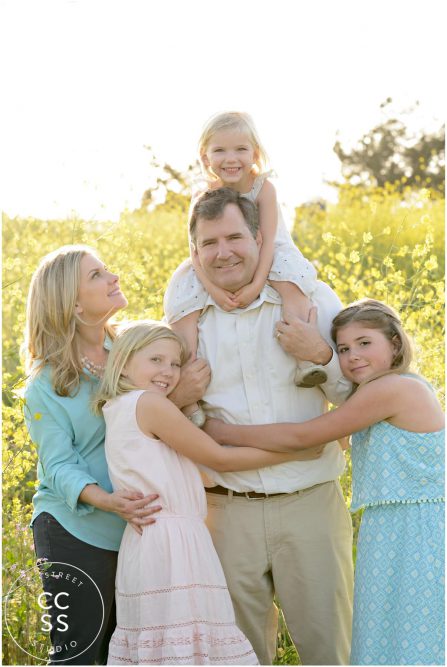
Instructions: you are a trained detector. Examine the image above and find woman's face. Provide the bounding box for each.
[75,254,128,324]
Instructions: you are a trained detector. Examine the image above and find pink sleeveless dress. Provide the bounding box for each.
[103,390,258,665]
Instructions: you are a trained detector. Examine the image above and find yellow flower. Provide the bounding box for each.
[397,245,410,257]
[322,232,336,245]
[349,251,360,263]
[425,255,438,272]
[34,413,42,421]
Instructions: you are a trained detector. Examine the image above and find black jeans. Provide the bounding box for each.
[33,512,118,665]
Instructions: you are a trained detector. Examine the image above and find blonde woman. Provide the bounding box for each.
[24,245,210,665]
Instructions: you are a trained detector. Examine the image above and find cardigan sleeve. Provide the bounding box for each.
[24,376,99,515]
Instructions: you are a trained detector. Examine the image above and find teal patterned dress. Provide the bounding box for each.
[350,419,445,665]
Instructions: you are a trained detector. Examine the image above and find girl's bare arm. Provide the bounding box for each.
[136,392,322,471]
[204,375,442,452]
[233,180,277,305]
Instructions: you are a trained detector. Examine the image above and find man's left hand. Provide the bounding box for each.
[275,307,333,366]
[169,358,211,409]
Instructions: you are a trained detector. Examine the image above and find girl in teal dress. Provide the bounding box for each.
[204,299,445,665]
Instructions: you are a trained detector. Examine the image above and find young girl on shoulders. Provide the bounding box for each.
[204,299,445,666]
[164,111,328,395]
[94,321,320,665]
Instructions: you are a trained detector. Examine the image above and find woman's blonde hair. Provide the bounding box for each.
[93,321,187,414]
[25,244,116,396]
[198,111,269,181]
[331,298,413,389]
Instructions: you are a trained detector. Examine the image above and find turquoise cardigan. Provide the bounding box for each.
[25,358,125,551]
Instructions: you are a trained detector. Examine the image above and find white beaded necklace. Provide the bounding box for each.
[81,355,106,377]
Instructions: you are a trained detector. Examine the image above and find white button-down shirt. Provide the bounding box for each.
[198,281,351,493]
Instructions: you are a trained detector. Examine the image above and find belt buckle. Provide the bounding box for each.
[244,491,269,501]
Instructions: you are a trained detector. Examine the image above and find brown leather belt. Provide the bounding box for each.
[206,484,297,500]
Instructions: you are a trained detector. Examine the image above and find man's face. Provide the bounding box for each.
[193,203,261,293]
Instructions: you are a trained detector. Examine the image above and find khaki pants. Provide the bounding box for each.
[206,480,353,665]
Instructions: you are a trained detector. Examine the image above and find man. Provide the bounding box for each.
[167,187,353,665]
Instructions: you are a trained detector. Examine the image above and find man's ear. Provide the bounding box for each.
[190,240,198,256]
[190,241,201,270]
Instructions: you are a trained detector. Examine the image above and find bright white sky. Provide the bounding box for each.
[1,0,445,221]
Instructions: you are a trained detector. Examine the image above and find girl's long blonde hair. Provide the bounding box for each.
[331,299,413,390]
[198,111,269,182]
[93,321,187,414]
[25,245,116,396]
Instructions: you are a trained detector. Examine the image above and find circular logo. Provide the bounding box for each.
[4,560,104,663]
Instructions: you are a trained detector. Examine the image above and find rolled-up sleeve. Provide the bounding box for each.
[25,382,99,515]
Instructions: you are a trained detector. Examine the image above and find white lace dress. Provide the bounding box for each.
[164,173,318,324]
[104,390,258,665]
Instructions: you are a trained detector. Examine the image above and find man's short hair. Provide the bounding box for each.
[189,187,259,243]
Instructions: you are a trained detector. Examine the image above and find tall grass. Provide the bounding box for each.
[2,183,444,664]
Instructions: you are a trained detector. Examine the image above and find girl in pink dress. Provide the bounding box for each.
[95,321,317,665]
